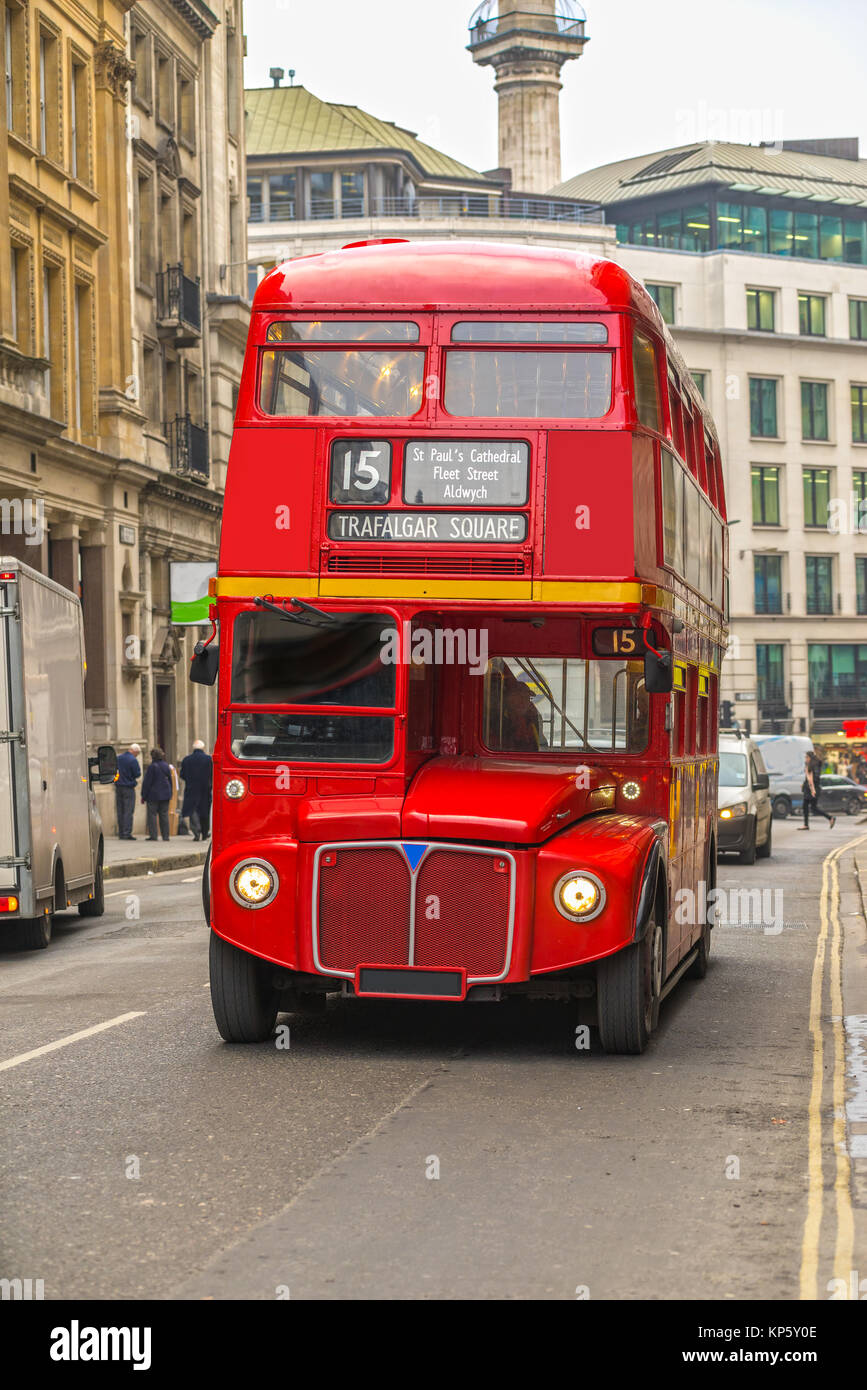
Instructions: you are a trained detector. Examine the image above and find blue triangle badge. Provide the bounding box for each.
[400,842,428,873]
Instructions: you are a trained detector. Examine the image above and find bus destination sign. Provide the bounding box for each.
[327,511,528,543]
[403,440,529,507]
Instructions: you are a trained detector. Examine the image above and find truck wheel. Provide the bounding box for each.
[13,915,51,950]
[738,819,757,865]
[78,842,105,917]
[209,930,278,1043]
[597,916,663,1055]
[772,796,791,820]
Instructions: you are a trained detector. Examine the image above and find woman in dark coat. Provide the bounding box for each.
[141,747,173,841]
[180,740,213,840]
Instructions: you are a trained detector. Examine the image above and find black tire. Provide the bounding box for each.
[738,819,757,865]
[844,795,862,817]
[597,915,664,1055]
[202,845,211,923]
[772,796,791,820]
[78,841,105,917]
[687,845,715,980]
[209,930,278,1043]
[12,915,51,950]
[756,816,772,859]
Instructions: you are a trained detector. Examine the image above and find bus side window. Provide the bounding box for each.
[685,669,697,756]
[673,688,686,757]
[633,331,661,430]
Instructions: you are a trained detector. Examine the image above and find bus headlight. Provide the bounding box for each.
[720,802,748,820]
[230,860,278,908]
[225,778,246,800]
[622,781,640,801]
[554,871,606,922]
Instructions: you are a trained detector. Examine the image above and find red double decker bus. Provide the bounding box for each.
[194,239,728,1053]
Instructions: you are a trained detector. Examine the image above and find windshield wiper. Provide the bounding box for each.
[254,595,346,628]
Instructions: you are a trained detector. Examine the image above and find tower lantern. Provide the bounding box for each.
[468,0,589,193]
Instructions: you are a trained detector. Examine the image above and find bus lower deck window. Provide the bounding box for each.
[482,657,649,753]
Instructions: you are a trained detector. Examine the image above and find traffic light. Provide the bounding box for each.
[721,700,734,726]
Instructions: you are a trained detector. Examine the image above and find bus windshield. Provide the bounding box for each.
[482,657,648,753]
[444,350,612,418]
[259,348,425,417]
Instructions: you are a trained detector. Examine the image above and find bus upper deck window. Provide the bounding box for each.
[259,348,425,417]
[633,330,661,430]
[451,322,608,344]
[443,349,612,419]
[266,321,420,342]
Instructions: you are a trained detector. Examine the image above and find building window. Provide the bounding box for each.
[754,554,782,614]
[156,49,173,128]
[690,370,707,400]
[159,189,176,269]
[749,377,778,437]
[131,25,151,106]
[226,29,239,140]
[69,57,89,182]
[182,206,198,277]
[852,385,867,444]
[798,293,826,336]
[4,4,13,129]
[646,283,676,324]
[42,260,63,418]
[751,465,780,525]
[803,468,831,527]
[850,299,867,341]
[619,202,710,252]
[38,28,60,161]
[858,558,867,616]
[747,288,775,331]
[142,341,159,423]
[247,176,263,221]
[136,171,154,284]
[756,644,785,705]
[340,170,364,217]
[72,280,92,435]
[806,556,833,614]
[269,173,295,220]
[809,644,867,709]
[845,221,867,264]
[309,170,334,219]
[9,243,30,351]
[801,381,829,441]
[854,470,867,506]
[177,69,195,148]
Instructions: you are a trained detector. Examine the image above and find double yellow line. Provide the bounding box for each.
[799,833,867,1299]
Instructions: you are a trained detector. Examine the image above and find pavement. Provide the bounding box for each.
[1,816,865,1302]
[103,833,208,881]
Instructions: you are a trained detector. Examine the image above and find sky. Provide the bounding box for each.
[242,0,867,182]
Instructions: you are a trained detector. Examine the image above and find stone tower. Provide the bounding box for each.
[468,1,589,193]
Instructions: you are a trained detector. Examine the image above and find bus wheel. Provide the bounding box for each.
[597,918,663,1055]
[209,931,278,1043]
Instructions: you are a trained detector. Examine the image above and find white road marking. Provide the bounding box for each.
[0,1012,146,1074]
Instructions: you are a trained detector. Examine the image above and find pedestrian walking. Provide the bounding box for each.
[141,747,173,842]
[800,753,836,830]
[115,743,141,840]
[180,739,213,841]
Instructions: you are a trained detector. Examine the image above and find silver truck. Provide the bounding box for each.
[0,558,116,950]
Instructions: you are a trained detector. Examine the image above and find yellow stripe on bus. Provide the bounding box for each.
[215,577,645,604]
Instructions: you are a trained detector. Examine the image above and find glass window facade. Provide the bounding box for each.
[853,470,867,505]
[858,558,867,616]
[805,556,833,614]
[850,300,867,341]
[809,644,867,708]
[616,196,867,264]
[747,289,775,331]
[802,382,829,440]
[798,294,826,336]
[268,173,295,220]
[852,385,867,444]
[803,467,831,527]
[754,554,782,614]
[750,377,778,437]
[751,465,780,524]
[247,176,263,222]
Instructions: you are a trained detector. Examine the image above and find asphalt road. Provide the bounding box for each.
[1,818,865,1301]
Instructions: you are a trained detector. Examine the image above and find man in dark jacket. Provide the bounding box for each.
[115,743,141,840]
[141,747,173,841]
[180,740,212,841]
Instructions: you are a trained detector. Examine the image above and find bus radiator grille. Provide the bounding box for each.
[325,555,527,576]
[413,851,510,978]
[317,848,410,972]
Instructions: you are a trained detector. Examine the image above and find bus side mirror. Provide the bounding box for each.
[644,650,673,694]
[190,642,219,686]
[89,745,118,785]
